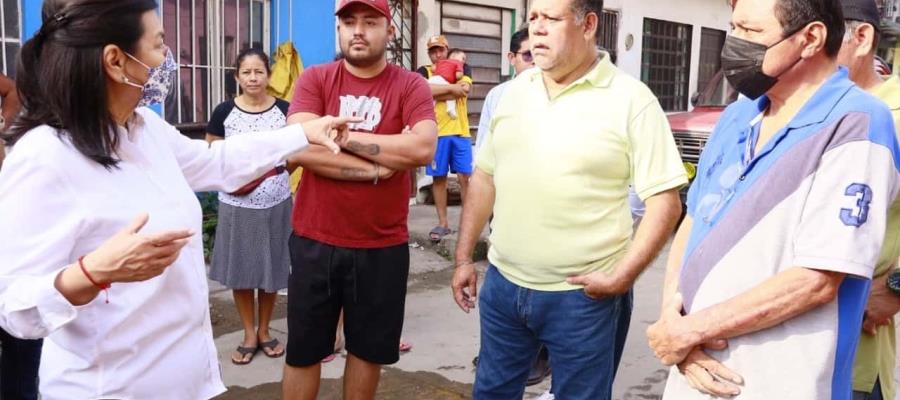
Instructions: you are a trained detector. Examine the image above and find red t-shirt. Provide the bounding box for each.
[288,61,435,248]
[433,59,464,83]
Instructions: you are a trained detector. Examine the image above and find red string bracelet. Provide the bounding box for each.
[78,256,110,303]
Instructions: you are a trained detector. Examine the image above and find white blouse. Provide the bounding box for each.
[0,107,309,400]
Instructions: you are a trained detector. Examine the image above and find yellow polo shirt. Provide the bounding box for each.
[476,53,687,291]
[853,75,900,399]
[422,65,472,138]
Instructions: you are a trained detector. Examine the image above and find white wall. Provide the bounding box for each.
[520,0,731,108]
[606,0,732,106]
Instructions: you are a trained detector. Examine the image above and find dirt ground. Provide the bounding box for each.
[207,271,478,400]
[213,367,472,400]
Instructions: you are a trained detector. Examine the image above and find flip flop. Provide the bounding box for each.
[399,340,413,353]
[231,345,257,365]
[322,353,338,363]
[429,226,452,242]
[259,338,284,358]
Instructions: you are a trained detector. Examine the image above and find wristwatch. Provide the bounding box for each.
[886,269,900,296]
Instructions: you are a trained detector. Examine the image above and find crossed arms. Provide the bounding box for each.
[285,112,437,181]
[647,215,846,396]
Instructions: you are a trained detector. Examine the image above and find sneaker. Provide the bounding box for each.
[526,346,551,386]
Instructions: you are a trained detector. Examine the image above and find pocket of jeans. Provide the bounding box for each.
[579,289,601,302]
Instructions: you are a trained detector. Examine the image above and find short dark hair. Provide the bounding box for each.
[570,0,604,43]
[448,48,465,57]
[3,0,159,168]
[510,24,530,54]
[774,0,845,57]
[234,47,271,75]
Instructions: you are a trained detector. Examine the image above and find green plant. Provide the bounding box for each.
[196,192,219,261]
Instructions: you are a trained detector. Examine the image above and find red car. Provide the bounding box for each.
[667,71,738,184]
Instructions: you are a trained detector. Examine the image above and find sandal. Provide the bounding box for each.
[399,339,413,353]
[322,353,338,363]
[259,338,284,358]
[231,345,258,365]
[429,226,452,242]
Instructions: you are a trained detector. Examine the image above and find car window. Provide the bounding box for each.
[697,70,738,107]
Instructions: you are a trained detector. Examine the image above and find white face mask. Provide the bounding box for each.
[123,47,176,107]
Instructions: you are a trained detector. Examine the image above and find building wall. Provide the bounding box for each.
[519,0,731,109]
[271,0,337,67]
[606,0,732,106]
[416,0,528,76]
[22,2,40,42]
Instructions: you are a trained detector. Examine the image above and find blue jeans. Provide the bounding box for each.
[474,266,633,400]
[0,327,42,400]
[853,378,883,400]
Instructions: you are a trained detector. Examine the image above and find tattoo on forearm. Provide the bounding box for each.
[341,168,371,178]
[346,141,381,156]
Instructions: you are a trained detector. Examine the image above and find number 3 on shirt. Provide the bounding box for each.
[840,183,873,227]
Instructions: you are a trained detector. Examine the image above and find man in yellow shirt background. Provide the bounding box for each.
[416,35,475,242]
[837,1,900,399]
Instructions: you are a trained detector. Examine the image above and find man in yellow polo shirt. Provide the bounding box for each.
[416,35,474,242]
[837,1,900,399]
[451,0,686,398]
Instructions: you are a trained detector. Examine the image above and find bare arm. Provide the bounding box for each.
[613,189,682,285]
[341,119,438,170]
[455,168,495,263]
[451,168,496,312]
[648,264,845,365]
[286,112,394,181]
[568,189,683,297]
[429,83,468,101]
[0,75,20,126]
[429,76,472,101]
[662,215,693,308]
[683,267,844,342]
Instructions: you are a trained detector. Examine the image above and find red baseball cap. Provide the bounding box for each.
[336,0,391,20]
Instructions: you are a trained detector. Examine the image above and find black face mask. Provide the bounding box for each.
[721,27,805,100]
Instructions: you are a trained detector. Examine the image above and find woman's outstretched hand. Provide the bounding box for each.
[83,213,193,284]
[301,115,362,154]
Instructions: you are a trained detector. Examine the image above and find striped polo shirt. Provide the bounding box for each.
[663,67,900,400]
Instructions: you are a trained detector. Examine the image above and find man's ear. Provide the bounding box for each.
[799,21,828,59]
[855,23,878,57]
[582,12,599,42]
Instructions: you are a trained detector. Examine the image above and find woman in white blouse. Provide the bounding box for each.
[0,1,355,399]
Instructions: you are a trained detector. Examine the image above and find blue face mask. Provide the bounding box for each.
[123,47,176,107]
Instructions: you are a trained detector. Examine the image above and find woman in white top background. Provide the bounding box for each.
[206,48,293,365]
[0,1,354,399]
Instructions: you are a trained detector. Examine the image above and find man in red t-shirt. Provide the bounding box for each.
[281,0,437,398]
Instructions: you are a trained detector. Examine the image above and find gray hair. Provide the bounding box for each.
[844,19,880,51]
[570,0,604,42]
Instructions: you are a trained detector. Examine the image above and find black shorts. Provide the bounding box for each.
[286,235,409,366]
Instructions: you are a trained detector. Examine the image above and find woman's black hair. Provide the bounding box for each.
[3,0,159,168]
[234,47,271,75]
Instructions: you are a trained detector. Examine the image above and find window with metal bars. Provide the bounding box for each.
[162,0,269,125]
[599,10,618,63]
[641,18,692,112]
[0,0,19,78]
[698,27,726,104]
[387,0,415,70]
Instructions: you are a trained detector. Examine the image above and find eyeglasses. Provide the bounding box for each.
[516,50,533,63]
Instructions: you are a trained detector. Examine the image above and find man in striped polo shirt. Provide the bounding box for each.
[648,0,900,398]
